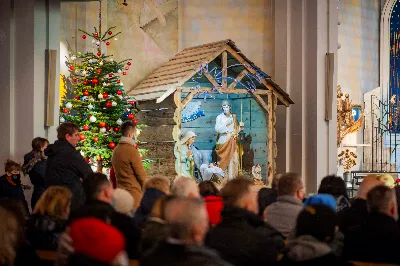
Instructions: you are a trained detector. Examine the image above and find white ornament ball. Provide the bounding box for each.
[103,82,107,87]
[99,61,103,66]
[89,116,97,123]
[96,41,100,46]
[100,127,106,133]
[110,58,114,62]
[71,55,76,60]
[112,101,117,107]
[88,104,94,110]
[118,69,122,73]
[98,93,103,99]
[120,82,124,86]
[116,118,123,125]
[60,117,65,123]
[65,102,72,109]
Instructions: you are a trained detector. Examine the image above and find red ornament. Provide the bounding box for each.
[125,66,129,70]
[116,80,120,83]
[93,137,99,142]
[128,114,134,120]
[116,90,122,95]
[133,143,138,148]
[106,102,112,108]
[109,74,113,77]
[113,127,119,132]
[97,69,102,74]
[102,93,108,99]
[99,122,106,128]
[85,157,90,163]
[83,90,89,96]
[108,31,112,35]
[106,125,111,131]
[94,33,98,38]
[75,96,80,100]
[127,62,131,66]
[106,42,110,46]
[72,78,77,82]
[82,35,87,39]
[133,119,138,125]
[83,81,88,85]
[122,72,127,76]
[69,66,74,71]
[108,142,116,149]
[79,134,86,141]
[97,51,101,56]
[92,78,98,84]
[129,100,135,105]
[83,125,89,131]
[62,108,68,114]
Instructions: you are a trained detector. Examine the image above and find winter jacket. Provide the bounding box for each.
[206,206,285,266]
[140,217,168,254]
[67,253,122,266]
[112,137,147,210]
[26,214,68,251]
[23,152,46,209]
[134,188,165,229]
[203,195,223,226]
[265,195,303,238]
[338,198,368,234]
[141,240,232,266]
[44,140,92,210]
[0,174,29,214]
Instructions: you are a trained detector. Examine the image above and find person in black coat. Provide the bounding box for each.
[22,137,49,210]
[70,173,141,260]
[206,178,285,266]
[342,185,400,264]
[44,123,92,210]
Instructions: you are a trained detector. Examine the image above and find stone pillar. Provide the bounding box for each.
[274,0,338,193]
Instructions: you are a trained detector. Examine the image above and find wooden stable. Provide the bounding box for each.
[128,39,293,181]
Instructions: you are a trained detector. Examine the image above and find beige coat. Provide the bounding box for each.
[112,139,147,210]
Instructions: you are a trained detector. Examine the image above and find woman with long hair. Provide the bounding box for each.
[26,186,72,250]
[22,137,48,209]
[0,206,20,266]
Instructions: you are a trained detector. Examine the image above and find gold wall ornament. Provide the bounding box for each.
[338,149,357,172]
[337,85,364,146]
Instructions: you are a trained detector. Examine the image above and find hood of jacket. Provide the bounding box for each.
[134,188,165,228]
[45,140,75,157]
[27,214,67,234]
[286,235,332,261]
[220,206,264,227]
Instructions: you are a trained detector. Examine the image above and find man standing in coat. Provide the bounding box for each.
[44,122,93,211]
[112,121,147,210]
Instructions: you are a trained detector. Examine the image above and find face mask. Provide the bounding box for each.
[10,174,21,185]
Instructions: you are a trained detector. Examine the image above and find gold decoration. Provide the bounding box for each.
[338,149,357,172]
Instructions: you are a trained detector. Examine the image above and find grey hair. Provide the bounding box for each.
[172,177,199,197]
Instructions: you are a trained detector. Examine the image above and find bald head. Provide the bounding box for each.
[164,198,209,245]
[172,177,200,198]
[357,177,383,199]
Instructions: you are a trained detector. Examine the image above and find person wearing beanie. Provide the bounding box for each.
[304,194,337,211]
[68,217,128,266]
[279,204,348,266]
[113,188,134,217]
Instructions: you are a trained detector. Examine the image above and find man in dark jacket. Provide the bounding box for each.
[44,122,92,210]
[70,173,141,260]
[342,185,400,264]
[141,197,231,266]
[206,178,285,266]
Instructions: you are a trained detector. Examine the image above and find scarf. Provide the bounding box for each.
[22,151,46,174]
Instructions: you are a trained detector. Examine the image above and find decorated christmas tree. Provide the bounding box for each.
[60,6,149,172]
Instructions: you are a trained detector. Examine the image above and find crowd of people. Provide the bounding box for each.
[0,121,400,266]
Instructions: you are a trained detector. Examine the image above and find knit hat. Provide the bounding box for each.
[113,188,134,215]
[70,218,126,264]
[304,194,337,211]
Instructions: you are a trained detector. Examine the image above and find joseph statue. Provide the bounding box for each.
[215,100,240,179]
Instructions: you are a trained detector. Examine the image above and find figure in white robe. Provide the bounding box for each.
[174,131,197,178]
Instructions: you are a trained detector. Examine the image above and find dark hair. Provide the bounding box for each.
[198,181,219,197]
[367,185,394,213]
[4,160,21,173]
[318,175,348,199]
[277,172,302,196]
[31,137,48,152]
[82,173,110,201]
[120,121,136,137]
[257,188,277,217]
[220,178,253,207]
[57,122,79,141]
[0,199,27,245]
[296,204,336,242]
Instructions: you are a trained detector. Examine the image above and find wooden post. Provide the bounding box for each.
[173,91,182,176]
[181,91,196,108]
[222,51,227,89]
[267,92,277,185]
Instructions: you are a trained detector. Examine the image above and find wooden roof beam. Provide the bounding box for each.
[227,69,248,90]
[181,92,196,108]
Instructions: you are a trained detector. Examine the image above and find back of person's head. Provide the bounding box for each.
[357,176,383,199]
[277,172,304,199]
[33,186,72,220]
[220,178,258,214]
[144,176,170,194]
[0,199,27,245]
[120,121,136,137]
[82,173,113,204]
[198,181,219,197]
[318,175,348,199]
[271,173,283,191]
[172,177,200,198]
[164,197,209,245]
[4,160,21,174]
[69,218,127,265]
[257,187,277,217]
[31,137,49,153]
[150,194,176,219]
[0,206,20,266]
[367,185,398,219]
[57,122,79,141]
[296,204,336,242]
[113,188,134,216]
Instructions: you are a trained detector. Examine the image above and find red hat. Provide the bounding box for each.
[70,218,126,263]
